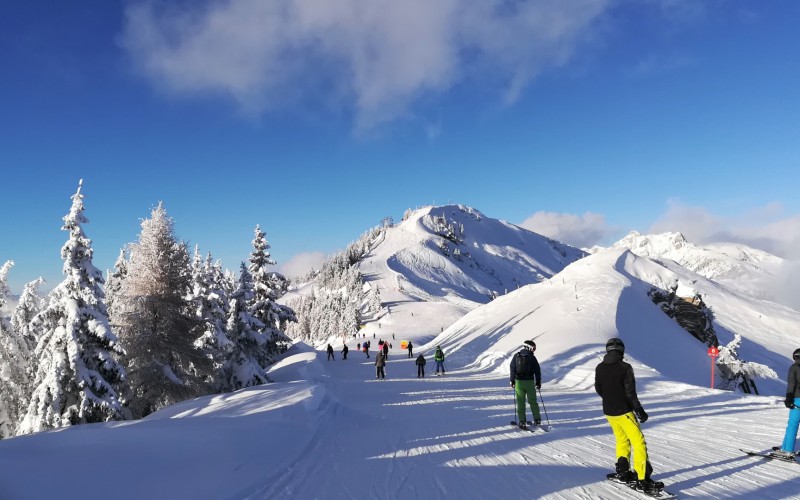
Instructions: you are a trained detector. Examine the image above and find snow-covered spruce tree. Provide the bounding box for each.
[1,261,33,438]
[220,263,268,391]
[11,276,46,352]
[190,248,231,385]
[105,248,128,331]
[248,225,294,364]
[116,203,212,418]
[716,334,778,393]
[19,181,127,435]
[284,227,382,344]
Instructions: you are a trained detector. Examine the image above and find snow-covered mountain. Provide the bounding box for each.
[4,207,800,499]
[610,230,783,300]
[361,204,585,306]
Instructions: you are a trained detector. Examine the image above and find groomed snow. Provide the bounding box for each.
[3,247,800,499]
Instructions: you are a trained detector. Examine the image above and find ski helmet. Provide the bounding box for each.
[793,348,800,360]
[606,338,625,354]
[522,340,536,351]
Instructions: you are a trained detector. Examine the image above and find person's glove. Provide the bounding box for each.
[634,406,648,423]
[786,393,795,409]
[510,381,515,388]
[535,381,541,390]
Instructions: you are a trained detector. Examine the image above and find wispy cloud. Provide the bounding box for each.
[279,251,328,281]
[627,53,695,77]
[519,210,617,248]
[119,0,612,130]
[648,198,800,259]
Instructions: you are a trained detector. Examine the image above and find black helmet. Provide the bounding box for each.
[522,340,536,351]
[606,338,625,354]
[793,348,800,360]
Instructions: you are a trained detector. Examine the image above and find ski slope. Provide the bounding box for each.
[2,248,800,499]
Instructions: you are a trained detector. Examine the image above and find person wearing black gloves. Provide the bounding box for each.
[776,348,800,458]
[595,338,663,494]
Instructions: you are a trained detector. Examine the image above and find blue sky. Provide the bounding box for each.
[1,0,798,292]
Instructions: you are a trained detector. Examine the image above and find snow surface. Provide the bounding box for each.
[3,238,800,499]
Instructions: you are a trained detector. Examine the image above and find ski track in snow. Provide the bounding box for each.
[227,344,800,500]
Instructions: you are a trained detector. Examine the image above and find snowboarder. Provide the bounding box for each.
[434,346,446,374]
[327,344,334,361]
[375,351,386,379]
[407,341,413,358]
[776,348,800,458]
[595,338,663,494]
[383,341,389,360]
[509,340,542,429]
[416,353,426,378]
[357,342,361,351]
[342,344,349,360]
[364,341,370,358]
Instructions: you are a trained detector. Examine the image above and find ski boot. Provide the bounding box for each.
[612,457,636,484]
[636,478,665,494]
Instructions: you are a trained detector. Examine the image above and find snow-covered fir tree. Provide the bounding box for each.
[716,334,778,393]
[19,181,127,435]
[115,203,212,418]
[10,276,46,353]
[190,248,232,388]
[0,261,33,438]
[105,248,128,330]
[248,225,294,364]
[285,227,382,344]
[220,263,268,391]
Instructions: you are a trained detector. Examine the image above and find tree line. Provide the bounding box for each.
[0,181,295,438]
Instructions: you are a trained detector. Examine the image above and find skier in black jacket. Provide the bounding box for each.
[595,338,663,494]
[510,340,542,429]
[776,348,800,458]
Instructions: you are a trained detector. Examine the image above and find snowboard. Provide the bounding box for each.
[606,473,676,499]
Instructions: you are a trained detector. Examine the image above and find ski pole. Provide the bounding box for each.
[537,386,550,426]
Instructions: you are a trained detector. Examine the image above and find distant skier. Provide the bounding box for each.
[434,346,445,375]
[509,340,542,429]
[595,338,663,495]
[357,342,361,351]
[407,341,414,358]
[375,351,386,379]
[416,353,426,378]
[383,341,389,360]
[364,341,370,358]
[327,344,334,361]
[776,348,800,458]
[342,344,349,360]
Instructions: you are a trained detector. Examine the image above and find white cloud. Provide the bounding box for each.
[120,0,611,129]
[648,199,800,259]
[648,199,800,309]
[279,251,328,281]
[519,210,615,248]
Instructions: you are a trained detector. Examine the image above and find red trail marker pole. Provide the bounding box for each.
[708,346,720,388]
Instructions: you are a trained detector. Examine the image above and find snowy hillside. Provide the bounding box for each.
[283,204,587,349]
[377,205,586,306]
[358,204,585,342]
[4,241,800,498]
[611,231,783,300]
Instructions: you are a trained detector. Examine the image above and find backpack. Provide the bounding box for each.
[515,351,534,377]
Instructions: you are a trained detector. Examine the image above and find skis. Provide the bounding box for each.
[509,421,552,432]
[741,448,799,463]
[510,421,535,432]
[606,473,676,499]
